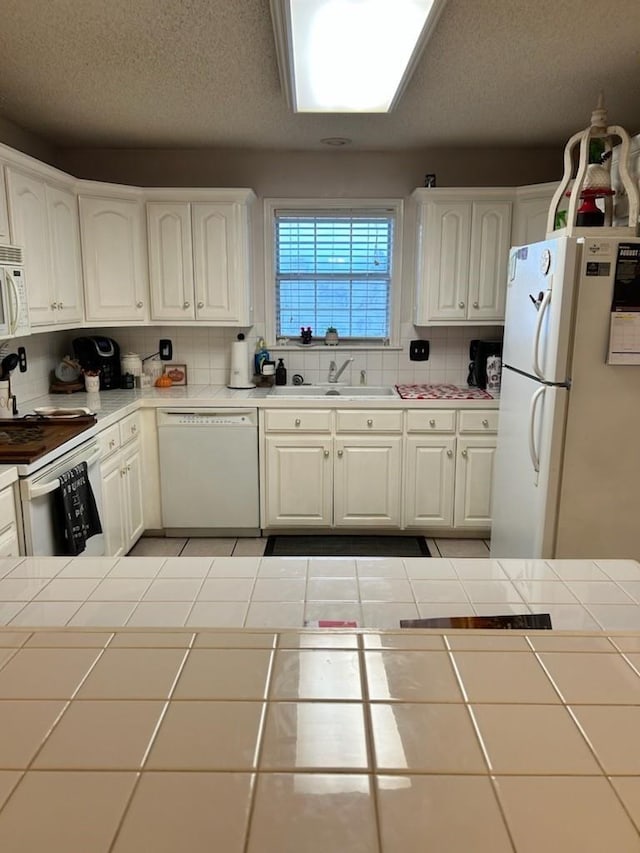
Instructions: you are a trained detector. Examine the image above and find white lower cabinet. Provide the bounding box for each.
[99,413,144,556]
[334,436,402,527]
[262,409,402,528]
[0,483,20,556]
[262,406,497,533]
[404,436,455,528]
[453,411,498,529]
[454,437,497,528]
[264,436,332,527]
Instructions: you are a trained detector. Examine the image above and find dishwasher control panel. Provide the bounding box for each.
[157,409,258,427]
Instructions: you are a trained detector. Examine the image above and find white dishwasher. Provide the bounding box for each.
[157,409,260,536]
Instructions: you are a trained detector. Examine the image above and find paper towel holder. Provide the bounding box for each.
[227,332,256,390]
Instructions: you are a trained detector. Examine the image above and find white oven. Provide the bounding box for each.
[18,437,105,557]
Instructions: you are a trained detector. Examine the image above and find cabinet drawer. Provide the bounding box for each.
[0,486,16,535]
[98,424,121,459]
[406,410,456,433]
[263,409,332,433]
[458,410,499,433]
[335,410,403,433]
[119,412,142,446]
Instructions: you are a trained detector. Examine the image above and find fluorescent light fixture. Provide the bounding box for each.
[270,0,446,113]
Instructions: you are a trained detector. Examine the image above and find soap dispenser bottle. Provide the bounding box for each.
[275,358,287,386]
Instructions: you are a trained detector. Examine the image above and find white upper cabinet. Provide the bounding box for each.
[512,183,558,247]
[6,166,83,328]
[79,194,148,323]
[45,184,83,325]
[413,189,513,325]
[147,202,194,320]
[147,191,254,325]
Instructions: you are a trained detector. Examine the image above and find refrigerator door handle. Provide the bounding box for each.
[528,386,545,477]
[532,285,552,379]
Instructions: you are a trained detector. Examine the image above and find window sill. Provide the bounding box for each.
[270,343,403,352]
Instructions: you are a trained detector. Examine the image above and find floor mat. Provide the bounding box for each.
[264,535,430,557]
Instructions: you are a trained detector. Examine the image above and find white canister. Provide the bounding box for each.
[121,352,142,377]
[486,356,502,393]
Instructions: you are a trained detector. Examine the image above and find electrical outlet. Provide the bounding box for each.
[409,340,429,361]
[159,339,173,360]
[17,347,27,372]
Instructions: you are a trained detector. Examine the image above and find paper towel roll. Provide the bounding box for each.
[228,340,254,389]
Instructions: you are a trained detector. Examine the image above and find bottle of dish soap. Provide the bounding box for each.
[254,338,269,376]
[275,358,287,386]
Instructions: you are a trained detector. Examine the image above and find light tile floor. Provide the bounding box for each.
[0,554,639,631]
[128,535,493,559]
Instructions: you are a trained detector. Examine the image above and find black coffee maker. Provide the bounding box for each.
[468,339,503,390]
[72,336,122,390]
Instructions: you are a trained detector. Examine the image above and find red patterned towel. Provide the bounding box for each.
[395,384,493,400]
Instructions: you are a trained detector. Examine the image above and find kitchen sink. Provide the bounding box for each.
[269,385,398,398]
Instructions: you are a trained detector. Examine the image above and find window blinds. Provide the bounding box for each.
[274,209,394,339]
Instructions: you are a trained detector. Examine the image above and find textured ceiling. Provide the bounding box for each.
[0,0,639,151]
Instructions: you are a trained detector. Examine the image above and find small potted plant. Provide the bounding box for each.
[324,327,339,346]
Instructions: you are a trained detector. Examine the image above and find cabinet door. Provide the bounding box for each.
[46,184,84,325]
[100,454,127,558]
[0,167,11,242]
[404,436,455,528]
[264,436,332,527]
[513,194,554,246]
[454,436,496,528]
[6,168,54,325]
[79,196,148,322]
[420,201,471,322]
[192,202,249,324]
[334,436,402,527]
[0,526,20,557]
[467,201,512,322]
[123,441,144,549]
[147,202,195,320]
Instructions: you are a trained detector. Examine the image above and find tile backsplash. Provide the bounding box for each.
[6,324,503,404]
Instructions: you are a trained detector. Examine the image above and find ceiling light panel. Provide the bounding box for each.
[271,0,446,113]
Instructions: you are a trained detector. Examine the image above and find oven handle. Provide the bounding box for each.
[25,448,102,499]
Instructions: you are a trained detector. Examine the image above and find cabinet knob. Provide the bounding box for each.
[183,301,190,309]
[197,301,204,309]
[323,449,329,458]
[51,302,58,310]
[131,424,137,433]
[136,301,143,308]
[127,464,131,472]
[58,302,63,309]
[109,439,116,449]
[337,449,343,457]
[461,449,468,457]
[482,418,488,427]
[367,418,373,427]
[473,301,479,309]
[446,449,453,457]
[294,418,301,426]
[429,418,436,427]
[458,301,465,308]
[120,468,126,477]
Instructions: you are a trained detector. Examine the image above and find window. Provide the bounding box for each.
[269,202,401,342]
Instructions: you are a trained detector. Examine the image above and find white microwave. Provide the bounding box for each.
[0,245,29,339]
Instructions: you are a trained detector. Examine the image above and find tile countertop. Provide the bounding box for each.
[0,625,639,851]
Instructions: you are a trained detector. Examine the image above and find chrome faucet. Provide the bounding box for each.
[328,358,353,383]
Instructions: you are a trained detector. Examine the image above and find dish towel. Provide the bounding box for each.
[55,461,102,556]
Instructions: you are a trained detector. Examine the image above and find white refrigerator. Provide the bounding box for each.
[490,235,640,559]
